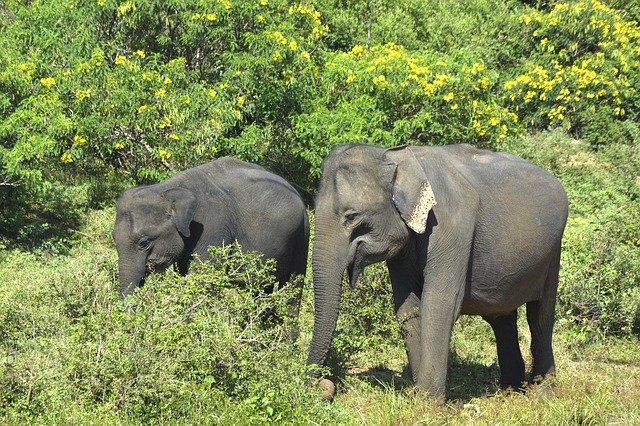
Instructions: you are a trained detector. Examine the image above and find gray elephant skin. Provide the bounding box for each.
[113,157,309,319]
[307,143,568,399]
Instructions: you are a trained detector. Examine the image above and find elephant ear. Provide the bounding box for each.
[385,147,437,234]
[162,187,197,237]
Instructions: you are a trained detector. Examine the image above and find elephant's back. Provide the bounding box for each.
[198,158,307,259]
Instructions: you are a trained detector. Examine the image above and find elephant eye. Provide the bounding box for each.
[138,237,152,250]
[343,211,360,224]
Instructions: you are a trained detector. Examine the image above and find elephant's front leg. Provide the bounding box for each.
[416,252,469,399]
[388,258,423,382]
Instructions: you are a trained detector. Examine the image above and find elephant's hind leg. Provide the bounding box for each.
[526,249,560,383]
[483,310,526,390]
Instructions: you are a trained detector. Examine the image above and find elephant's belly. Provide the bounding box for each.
[459,257,550,317]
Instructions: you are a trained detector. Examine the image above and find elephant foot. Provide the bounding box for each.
[317,378,336,401]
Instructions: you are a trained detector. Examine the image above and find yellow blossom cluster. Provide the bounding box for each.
[73,135,87,146]
[330,43,515,144]
[508,0,639,126]
[192,12,218,21]
[40,77,56,89]
[159,149,172,160]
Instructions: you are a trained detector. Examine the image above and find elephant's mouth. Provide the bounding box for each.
[146,260,170,274]
[346,236,392,289]
[346,239,366,289]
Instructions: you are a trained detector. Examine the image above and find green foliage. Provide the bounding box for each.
[1,0,639,212]
[0,241,332,423]
[292,44,517,180]
[503,0,640,145]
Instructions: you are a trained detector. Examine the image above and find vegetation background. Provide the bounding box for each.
[0,0,639,423]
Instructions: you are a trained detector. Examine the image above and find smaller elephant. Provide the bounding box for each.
[113,158,309,335]
[307,143,568,399]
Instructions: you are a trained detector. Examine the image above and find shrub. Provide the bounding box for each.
[0,243,332,423]
[503,0,640,145]
[291,43,518,182]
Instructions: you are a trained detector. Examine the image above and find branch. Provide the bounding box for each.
[0,178,21,187]
[142,141,174,172]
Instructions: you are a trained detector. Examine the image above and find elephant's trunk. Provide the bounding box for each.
[306,220,348,371]
[118,256,147,298]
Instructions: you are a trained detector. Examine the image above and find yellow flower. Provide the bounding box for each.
[471,62,485,75]
[259,0,268,5]
[272,51,282,62]
[540,38,548,47]
[142,72,152,81]
[183,96,191,105]
[519,14,532,25]
[237,96,246,106]
[97,0,106,6]
[192,13,202,20]
[138,105,149,114]
[450,103,459,110]
[169,133,180,140]
[73,135,87,146]
[350,44,365,55]
[156,88,166,98]
[272,31,287,45]
[76,89,92,102]
[206,13,217,21]
[40,77,56,89]
[302,51,311,61]
[443,92,455,102]
[489,117,499,126]
[159,149,172,160]
[372,75,386,86]
[208,88,218,98]
[115,55,127,66]
[346,74,356,84]
[256,14,265,23]
[220,0,232,10]
[61,153,73,163]
[164,77,172,85]
[289,40,298,51]
[135,50,146,58]
[159,116,172,129]
[114,143,125,150]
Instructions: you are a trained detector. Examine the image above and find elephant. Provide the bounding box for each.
[307,143,568,399]
[113,157,310,335]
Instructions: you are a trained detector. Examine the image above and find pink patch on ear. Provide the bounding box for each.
[406,182,437,234]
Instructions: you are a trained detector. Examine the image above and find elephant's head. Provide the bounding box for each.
[307,144,437,369]
[112,186,197,297]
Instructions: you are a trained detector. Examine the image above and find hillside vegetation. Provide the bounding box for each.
[1,0,639,423]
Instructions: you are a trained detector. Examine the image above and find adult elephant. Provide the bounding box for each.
[307,143,568,399]
[113,158,309,334]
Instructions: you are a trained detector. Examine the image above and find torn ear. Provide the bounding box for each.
[385,148,437,234]
[162,187,197,237]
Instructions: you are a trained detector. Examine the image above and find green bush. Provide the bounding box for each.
[291,44,518,183]
[503,0,640,145]
[0,242,335,423]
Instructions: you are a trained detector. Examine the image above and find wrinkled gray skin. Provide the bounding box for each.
[308,144,568,398]
[113,158,309,334]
